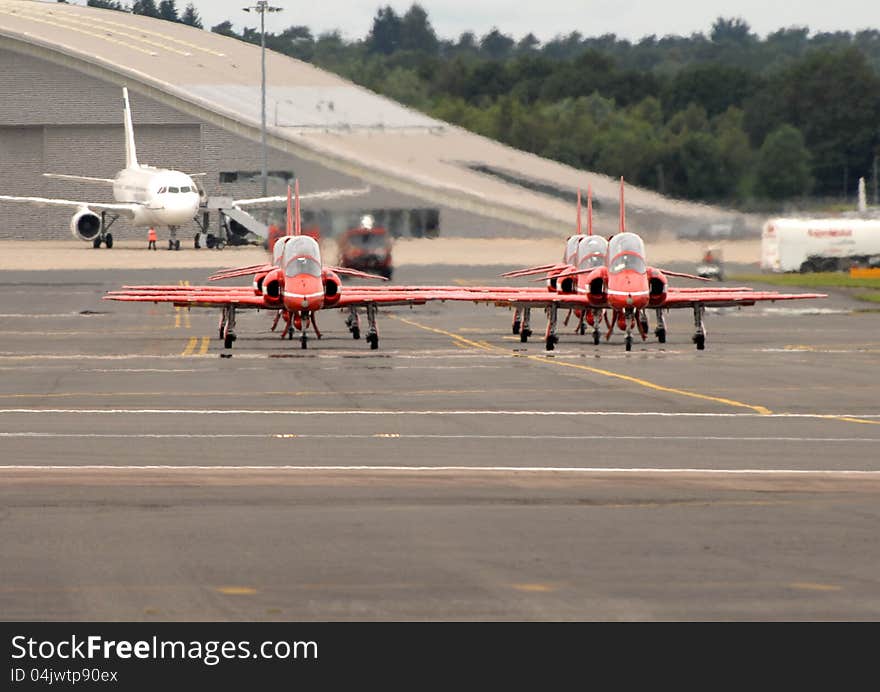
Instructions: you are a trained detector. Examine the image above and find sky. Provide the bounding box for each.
[132,0,878,43]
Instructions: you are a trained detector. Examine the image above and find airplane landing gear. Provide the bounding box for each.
[220,306,237,348]
[655,308,667,344]
[366,304,379,349]
[692,304,706,350]
[91,212,118,248]
[545,304,559,351]
[345,307,361,339]
[167,226,181,251]
[512,308,522,335]
[519,307,532,342]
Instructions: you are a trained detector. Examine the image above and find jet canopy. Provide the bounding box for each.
[564,234,587,265]
[608,232,646,274]
[282,235,322,277]
[576,235,608,270]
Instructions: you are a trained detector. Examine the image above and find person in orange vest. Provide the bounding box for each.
[147,227,157,250]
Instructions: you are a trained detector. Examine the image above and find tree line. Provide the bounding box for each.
[80,2,880,208]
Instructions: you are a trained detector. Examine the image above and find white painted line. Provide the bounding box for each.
[0,433,876,442]
[2,465,879,476]
[0,409,877,419]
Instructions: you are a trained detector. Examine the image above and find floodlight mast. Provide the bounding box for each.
[243,1,283,198]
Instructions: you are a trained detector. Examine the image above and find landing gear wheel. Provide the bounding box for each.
[93,237,102,248]
[367,333,379,350]
[512,319,521,335]
[593,331,600,345]
[352,327,360,340]
[224,334,235,349]
[168,239,174,250]
[656,328,666,344]
[301,335,308,349]
[174,239,180,251]
[545,335,557,351]
[520,328,531,343]
[625,335,633,352]
[287,327,294,340]
[694,334,705,350]
[104,233,113,249]
[579,321,586,335]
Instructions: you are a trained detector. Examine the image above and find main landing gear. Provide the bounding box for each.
[654,308,667,344]
[365,304,379,350]
[90,211,118,248]
[511,308,522,335]
[544,304,559,351]
[692,304,706,350]
[345,306,361,340]
[219,306,237,349]
[519,307,532,343]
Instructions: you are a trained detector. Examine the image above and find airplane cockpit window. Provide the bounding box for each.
[565,234,586,264]
[168,187,180,193]
[285,256,322,278]
[180,186,191,193]
[607,232,645,260]
[272,237,289,265]
[577,236,608,269]
[282,235,322,277]
[609,253,646,274]
[158,187,167,194]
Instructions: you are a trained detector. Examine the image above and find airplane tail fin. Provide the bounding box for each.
[618,176,626,233]
[587,184,593,236]
[122,87,139,169]
[285,180,302,236]
[576,188,582,235]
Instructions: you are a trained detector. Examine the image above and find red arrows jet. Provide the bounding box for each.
[104,182,454,350]
[446,179,827,351]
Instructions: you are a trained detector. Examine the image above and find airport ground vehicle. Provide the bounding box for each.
[337,218,393,279]
[761,218,880,272]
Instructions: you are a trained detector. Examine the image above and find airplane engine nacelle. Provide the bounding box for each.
[557,275,576,294]
[322,270,342,306]
[70,208,102,242]
[252,270,269,295]
[586,267,608,306]
[647,268,668,307]
[261,268,283,304]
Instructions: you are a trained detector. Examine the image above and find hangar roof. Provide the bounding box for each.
[0,0,745,236]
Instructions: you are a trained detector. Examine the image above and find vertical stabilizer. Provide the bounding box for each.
[294,179,302,236]
[576,188,582,235]
[858,177,867,213]
[122,87,139,169]
[285,184,293,235]
[618,177,626,233]
[587,184,593,236]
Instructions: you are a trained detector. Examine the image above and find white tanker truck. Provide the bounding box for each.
[761,178,880,272]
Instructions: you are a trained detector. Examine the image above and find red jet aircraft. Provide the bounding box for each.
[105,182,460,350]
[452,179,827,351]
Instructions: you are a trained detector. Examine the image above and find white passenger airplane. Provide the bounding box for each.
[0,87,202,249]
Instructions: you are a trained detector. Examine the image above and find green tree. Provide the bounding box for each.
[132,0,160,18]
[180,3,202,27]
[480,28,514,60]
[755,125,813,199]
[158,0,178,22]
[87,0,125,9]
[399,4,438,55]
[210,20,237,38]
[366,6,402,55]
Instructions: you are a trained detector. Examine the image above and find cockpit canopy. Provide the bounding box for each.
[564,234,587,265]
[282,235,322,278]
[607,232,647,274]
[576,235,608,270]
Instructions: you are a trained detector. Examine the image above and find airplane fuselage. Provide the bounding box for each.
[112,166,200,227]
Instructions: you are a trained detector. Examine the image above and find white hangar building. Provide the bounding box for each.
[0,0,740,243]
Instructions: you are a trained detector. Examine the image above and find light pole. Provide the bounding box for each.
[243,1,283,198]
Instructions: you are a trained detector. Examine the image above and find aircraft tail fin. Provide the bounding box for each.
[618,176,626,233]
[587,184,593,236]
[122,87,139,169]
[285,180,302,236]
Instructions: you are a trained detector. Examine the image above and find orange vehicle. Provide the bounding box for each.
[337,216,393,279]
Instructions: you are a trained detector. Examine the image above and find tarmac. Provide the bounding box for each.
[1,241,879,620]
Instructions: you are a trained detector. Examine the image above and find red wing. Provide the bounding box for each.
[661,290,827,308]
[327,265,389,281]
[208,264,275,281]
[104,287,268,308]
[501,263,572,278]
